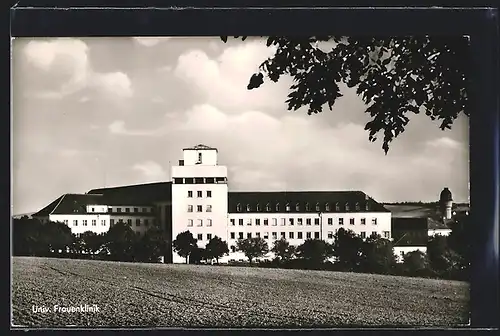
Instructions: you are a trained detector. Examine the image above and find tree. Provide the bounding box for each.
[360,233,397,274]
[236,237,269,264]
[172,231,198,264]
[295,239,332,267]
[44,221,74,254]
[427,234,451,275]
[205,236,229,264]
[402,250,431,277]
[104,221,139,261]
[12,217,45,256]
[79,231,105,255]
[271,238,296,263]
[137,227,169,263]
[221,36,469,153]
[447,213,470,279]
[331,228,364,271]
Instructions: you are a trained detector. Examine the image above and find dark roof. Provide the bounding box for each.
[183,144,217,151]
[33,194,105,216]
[440,187,453,201]
[391,218,429,246]
[32,195,65,217]
[392,217,429,231]
[87,182,172,205]
[427,217,453,230]
[227,191,389,213]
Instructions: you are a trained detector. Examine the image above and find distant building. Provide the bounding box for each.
[31,144,392,263]
[391,218,428,262]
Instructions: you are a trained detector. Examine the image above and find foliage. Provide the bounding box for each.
[136,227,169,263]
[360,233,397,274]
[79,231,105,255]
[331,228,364,271]
[221,36,470,153]
[271,238,296,262]
[295,239,332,267]
[172,231,198,264]
[205,236,229,263]
[236,237,269,264]
[103,221,139,261]
[402,250,431,277]
[447,213,470,278]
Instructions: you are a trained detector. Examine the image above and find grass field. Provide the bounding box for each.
[12,257,469,328]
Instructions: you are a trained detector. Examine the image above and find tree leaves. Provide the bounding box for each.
[226,36,470,154]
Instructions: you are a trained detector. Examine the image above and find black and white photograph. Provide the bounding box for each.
[11,35,471,328]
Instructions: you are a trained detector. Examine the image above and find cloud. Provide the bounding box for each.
[108,120,165,136]
[132,161,168,181]
[133,37,171,47]
[22,38,134,99]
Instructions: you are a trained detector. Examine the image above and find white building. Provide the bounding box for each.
[32,144,393,263]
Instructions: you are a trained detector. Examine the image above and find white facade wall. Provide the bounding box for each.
[427,228,452,236]
[394,246,428,263]
[171,149,228,263]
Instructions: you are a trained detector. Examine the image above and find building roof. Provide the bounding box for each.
[392,217,429,231]
[32,194,105,217]
[88,182,172,205]
[391,218,429,246]
[440,187,453,201]
[183,144,217,151]
[227,191,390,213]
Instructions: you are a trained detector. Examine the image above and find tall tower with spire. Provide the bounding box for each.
[439,187,453,220]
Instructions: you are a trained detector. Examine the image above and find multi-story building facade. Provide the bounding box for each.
[32,144,393,263]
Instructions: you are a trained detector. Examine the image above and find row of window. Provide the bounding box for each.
[187,190,212,198]
[173,177,227,184]
[229,230,391,240]
[229,217,378,226]
[89,207,152,213]
[187,205,213,212]
[235,202,369,213]
[64,218,152,227]
[187,219,213,227]
[195,233,213,241]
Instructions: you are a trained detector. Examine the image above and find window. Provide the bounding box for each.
[306,232,312,239]
[73,220,78,226]
[206,205,212,212]
[136,219,141,226]
[365,203,370,211]
[306,203,310,211]
[281,218,286,226]
[239,232,244,239]
[143,208,148,212]
[350,218,355,225]
[355,202,360,211]
[295,203,300,211]
[125,208,130,213]
[83,220,88,226]
[289,218,294,225]
[197,205,203,212]
[372,218,378,225]
[239,219,244,226]
[289,232,294,239]
[63,220,68,225]
[315,203,320,211]
[197,219,203,227]
[328,218,333,225]
[198,152,202,163]
[297,232,303,239]
[255,219,261,226]
[230,232,235,239]
[314,218,320,225]
[197,191,202,198]
[372,231,377,237]
[264,232,269,239]
[207,233,212,240]
[247,219,252,226]
[247,233,252,239]
[335,203,340,211]
[185,178,194,184]
[110,219,114,226]
[188,219,193,227]
[281,232,286,239]
[230,219,235,226]
[144,219,149,226]
[188,191,193,198]
[327,231,333,239]
[134,208,139,213]
[231,246,236,253]
[237,203,242,212]
[117,208,122,213]
[127,219,132,225]
[272,218,277,226]
[188,205,193,212]
[306,218,312,225]
[345,203,350,211]
[197,233,203,241]
[383,231,390,239]
[91,207,95,212]
[266,203,271,212]
[272,232,277,240]
[174,178,183,184]
[207,190,212,198]
[286,203,291,212]
[339,218,344,225]
[264,218,269,226]
[297,218,303,225]
[325,203,330,211]
[246,204,251,212]
[256,204,261,211]
[276,203,280,211]
[256,232,261,238]
[314,232,320,239]
[361,218,366,225]
[360,231,366,239]
[92,219,96,226]
[207,219,212,227]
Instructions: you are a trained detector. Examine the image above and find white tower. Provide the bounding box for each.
[439,187,453,220]
[170,144,228,263]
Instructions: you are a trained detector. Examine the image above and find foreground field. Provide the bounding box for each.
[12,257,469,328]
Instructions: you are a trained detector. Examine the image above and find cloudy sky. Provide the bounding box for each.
[12,37,469,215]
